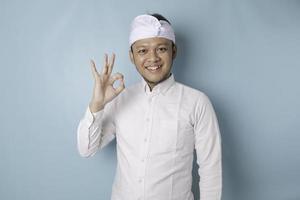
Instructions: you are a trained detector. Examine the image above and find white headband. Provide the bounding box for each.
[129,14,175,46]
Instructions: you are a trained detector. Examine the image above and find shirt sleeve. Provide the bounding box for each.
[77,101,116,158]
[194,94,222,200]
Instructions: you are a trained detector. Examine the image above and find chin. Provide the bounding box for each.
[144,74,168,85]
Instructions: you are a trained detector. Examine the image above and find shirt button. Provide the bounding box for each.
[138,178,143,183]
[144,138,147,142]
[141,158,145,162]
[146,118,150,122]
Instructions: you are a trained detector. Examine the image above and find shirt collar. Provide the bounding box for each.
[141,73,175,95]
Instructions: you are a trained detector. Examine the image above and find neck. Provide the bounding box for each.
[146,73,172,92]
[147,83,155,91]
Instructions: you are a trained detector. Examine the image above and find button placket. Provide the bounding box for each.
[143,95,155,147]
[136,94,156,200]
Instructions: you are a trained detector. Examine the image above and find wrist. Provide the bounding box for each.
[89,101,104,113]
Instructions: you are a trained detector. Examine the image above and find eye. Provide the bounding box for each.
[157,47,168,53]
[137,49,147,55]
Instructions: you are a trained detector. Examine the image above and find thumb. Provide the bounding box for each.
[115,78,125,95]
[109,72,124,84]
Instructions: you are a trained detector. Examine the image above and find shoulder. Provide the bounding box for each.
[175,82,211,105]
[174,81,217,125]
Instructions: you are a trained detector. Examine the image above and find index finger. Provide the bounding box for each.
[101,54,109,75]
[107,53,115,75]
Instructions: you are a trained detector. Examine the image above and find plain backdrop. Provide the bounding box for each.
[1,0,300,199]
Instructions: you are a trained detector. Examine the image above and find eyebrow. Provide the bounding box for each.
[135,43,170,48]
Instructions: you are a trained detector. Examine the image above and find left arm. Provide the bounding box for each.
[194,94,222,200]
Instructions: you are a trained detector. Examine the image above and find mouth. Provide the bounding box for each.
[145,64,162,72]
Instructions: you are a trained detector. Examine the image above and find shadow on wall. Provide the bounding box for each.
[215,104,246,199]
[171,29,192,83]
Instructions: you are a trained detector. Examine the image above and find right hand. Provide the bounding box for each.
[89,53,125,113]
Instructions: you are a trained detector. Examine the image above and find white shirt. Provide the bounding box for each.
[77,74,222,200]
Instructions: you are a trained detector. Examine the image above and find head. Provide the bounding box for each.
[129,13,177,90]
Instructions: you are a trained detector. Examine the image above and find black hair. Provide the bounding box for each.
[149,13,171,25]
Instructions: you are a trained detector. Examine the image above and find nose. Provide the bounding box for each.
[148,49,160,62]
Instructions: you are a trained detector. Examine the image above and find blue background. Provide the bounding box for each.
[1,0,300,199]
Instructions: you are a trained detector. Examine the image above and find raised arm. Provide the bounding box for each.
[77,53,125,157]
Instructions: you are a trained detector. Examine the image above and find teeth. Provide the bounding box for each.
[148,66,158,70]
[146,65,161,71]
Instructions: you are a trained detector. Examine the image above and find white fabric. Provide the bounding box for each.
[77,75,222,200]
[129,14,176,46]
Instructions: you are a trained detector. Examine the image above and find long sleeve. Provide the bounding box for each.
[194,95,222,200]
[77,101,116,158]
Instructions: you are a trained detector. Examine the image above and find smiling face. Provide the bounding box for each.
[129,37,177,90]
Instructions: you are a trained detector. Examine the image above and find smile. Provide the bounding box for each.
[145,65,162,72]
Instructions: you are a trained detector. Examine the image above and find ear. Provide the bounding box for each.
[129,49,134,64]
[172,44,177,60]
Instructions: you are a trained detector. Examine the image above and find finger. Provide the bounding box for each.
[115,78,125,94]
[110,73,125,94]
[101,53,109,74]
[109,72,124,84]
[90,59,99,79]
[107,53,115,75]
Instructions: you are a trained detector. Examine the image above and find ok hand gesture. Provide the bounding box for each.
[89,53,125,113]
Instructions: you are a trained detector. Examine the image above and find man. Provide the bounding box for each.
[77,13,222,200]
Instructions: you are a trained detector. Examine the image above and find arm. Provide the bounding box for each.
[194,95,222,200]
[77,53,125,158]
[77,102,116,157]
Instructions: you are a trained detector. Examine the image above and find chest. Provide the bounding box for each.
[115,94,195,156]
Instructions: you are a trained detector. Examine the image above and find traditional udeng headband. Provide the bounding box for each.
[129,14,176,46]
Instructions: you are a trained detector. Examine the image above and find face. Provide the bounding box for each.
[129,37,177,89]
